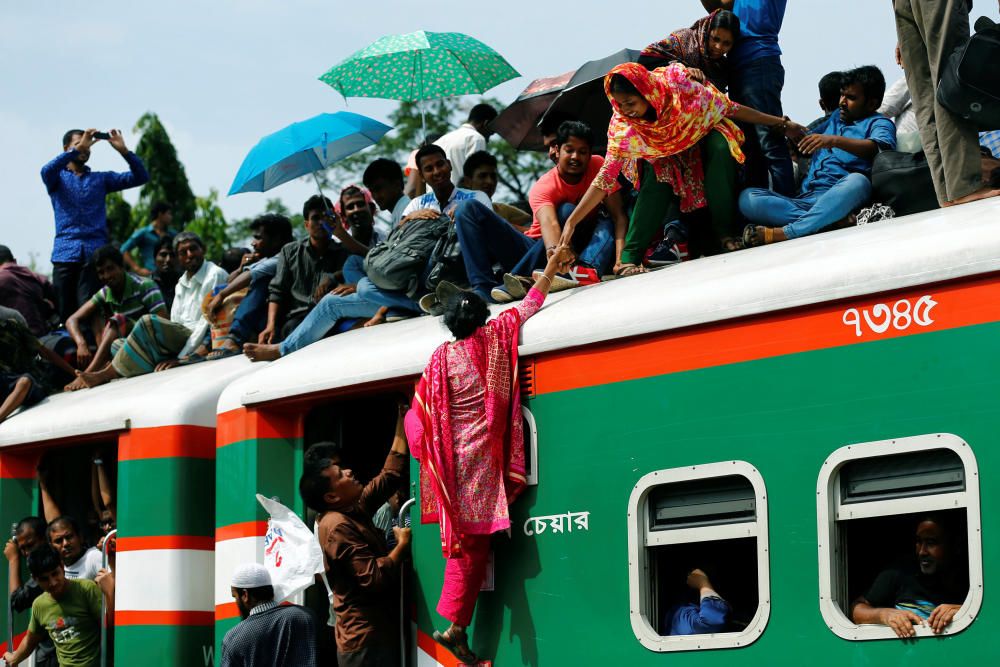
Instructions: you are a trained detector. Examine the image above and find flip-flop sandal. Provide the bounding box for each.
[615,263,647,277]
[433,630,478,665]
[206,347,241,361]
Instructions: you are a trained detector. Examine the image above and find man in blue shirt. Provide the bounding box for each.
[702,0,793,196]
[120,202,175,276]
[41,128,149,324]
[662,568,731,636]
[740,66,897,244]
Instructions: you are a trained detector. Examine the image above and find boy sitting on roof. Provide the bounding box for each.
[740,65,896,245]
[64,245,167,390]
[459,151,531,231]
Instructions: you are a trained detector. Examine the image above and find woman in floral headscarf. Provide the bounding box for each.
[639,9,742,92]
[560,61,805,274]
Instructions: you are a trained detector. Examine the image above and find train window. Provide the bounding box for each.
[522,405,538,486]
[816,434,983,641]
[627,461,770,652]
[37,443,118,548]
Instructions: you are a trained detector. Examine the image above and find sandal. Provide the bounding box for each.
[433,629,478,665]
[741,224,777,248]
[615,263,647,277]
[720,236,744,252]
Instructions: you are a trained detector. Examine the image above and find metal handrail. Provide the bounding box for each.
[398,498,415,666]
[7,523,16,656]
[100,529,117,667]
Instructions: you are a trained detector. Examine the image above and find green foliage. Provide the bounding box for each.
[318,97,550,204]
[105,191,134,248]
[185,189,231,262]
[131,112,197,230]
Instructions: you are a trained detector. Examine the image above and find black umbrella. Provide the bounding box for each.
[541,47,642,151]
[491,70,576,151]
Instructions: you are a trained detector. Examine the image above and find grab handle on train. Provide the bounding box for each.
[6,523,16,656]
[398,498,415,666]
[100,529,117,667]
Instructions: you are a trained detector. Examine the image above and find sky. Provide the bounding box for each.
[2,0,916,274]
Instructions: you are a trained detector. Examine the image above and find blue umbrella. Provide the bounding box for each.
[228,111,392,195]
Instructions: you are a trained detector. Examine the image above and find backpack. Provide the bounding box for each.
[425,224,468,292]
[937,16,1000,130]
[363,215,450,297]
[871,150,940,217]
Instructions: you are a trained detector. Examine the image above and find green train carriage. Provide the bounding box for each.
[215,197,1000,665]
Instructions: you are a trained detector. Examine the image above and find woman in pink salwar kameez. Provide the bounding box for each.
[405,247,572,664]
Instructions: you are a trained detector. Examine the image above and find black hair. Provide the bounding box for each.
[62,129,84,148]
[154,235,175,257]
[46,515,81,540]
[91,244,124,269]
[843,65,886,107]
[442,291,489,340]
[237,585,275,603]
[362,158,404,189]
[415,144,448,172]
[302,195,334,220]
[17,516,46,538]
[250,213,294,246]
[462,151,498,180]
[222,247,250,273]
[299,460,333,514]
[818,71,845,111]
[304,441,342,467]
[540,112,577,138]
[555,120,594,148]
[150,202,172,221]
[609,73,642,97]
[709,9,741,40]
[27,544,62,578]
[468,103,498,125]
[0,245,13,264]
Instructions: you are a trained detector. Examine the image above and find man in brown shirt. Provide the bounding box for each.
[299,406,411,667]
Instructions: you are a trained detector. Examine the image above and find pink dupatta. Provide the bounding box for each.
[407,291,543,558]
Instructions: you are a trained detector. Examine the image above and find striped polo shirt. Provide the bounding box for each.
[90,273,166,324]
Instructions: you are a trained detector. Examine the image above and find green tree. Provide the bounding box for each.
[186,189,230,262]
[105,191,133,248]
[226,198,305,247]
[131,112,196,231]
[318,97,549,204]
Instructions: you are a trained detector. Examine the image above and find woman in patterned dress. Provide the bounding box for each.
[559,61,807,271]
[405,245,573,664]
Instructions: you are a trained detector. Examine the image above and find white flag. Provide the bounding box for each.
[256,494,324,603]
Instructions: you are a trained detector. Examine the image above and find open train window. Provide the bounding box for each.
[816,434,982,641]
[627,461,770,652]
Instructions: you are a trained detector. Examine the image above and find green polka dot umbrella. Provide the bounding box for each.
[318,30,520,103]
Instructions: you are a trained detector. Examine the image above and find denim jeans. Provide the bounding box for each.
[342,254,366,284]
[229,273,271,344]
[510,202,616,277]
[453,200,535,300]
[729,55,795,196]
[356,277,422,313]
[738,172,872,239]
[278,292,381,356]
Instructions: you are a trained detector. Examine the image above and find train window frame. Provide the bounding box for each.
[816,433,983,641]
[522,405,538,486]
[626,461,771,652]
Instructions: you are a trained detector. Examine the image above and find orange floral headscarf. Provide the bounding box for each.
[592,62,745,212]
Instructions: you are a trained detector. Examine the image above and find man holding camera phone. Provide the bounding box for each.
[41,128,149,325]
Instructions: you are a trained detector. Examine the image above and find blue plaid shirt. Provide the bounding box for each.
[981,131,1000,159]
[41,149,149,263]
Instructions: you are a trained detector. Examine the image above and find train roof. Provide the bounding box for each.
[0,355,257,448]
[219,197,1000,413]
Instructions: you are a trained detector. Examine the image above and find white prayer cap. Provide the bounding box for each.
[231,563,272,589]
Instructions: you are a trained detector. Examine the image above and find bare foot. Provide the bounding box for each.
[363,312,386,328]
[79,364,118,389]
[943,186,1000,207]
[243,343,282,362]
[64,374,88,392]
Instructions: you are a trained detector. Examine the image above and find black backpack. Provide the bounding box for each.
[871,150,940,217]
[937,16,1000,130]
[425,224,468,292]
[363,215,450,297]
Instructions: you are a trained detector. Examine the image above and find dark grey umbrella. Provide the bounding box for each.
[540,48,642,151]
[491,70,575,151]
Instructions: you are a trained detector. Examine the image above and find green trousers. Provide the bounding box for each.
[621,130,738,265]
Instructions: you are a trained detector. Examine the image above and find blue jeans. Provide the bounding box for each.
[730,56,795,196]
[510,202,616,277]
[738,172,872,239]
[229,273,270,344]
[342,254,366,284]
[453,200,535,300]
[356,277,422,313]
[278,292,381,356]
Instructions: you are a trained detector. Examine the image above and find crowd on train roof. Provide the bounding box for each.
[1,3,998,663]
